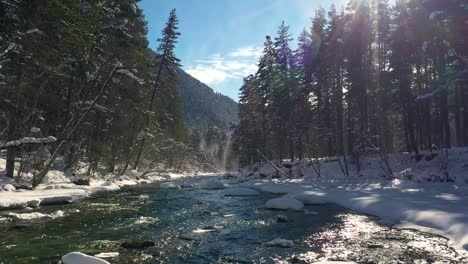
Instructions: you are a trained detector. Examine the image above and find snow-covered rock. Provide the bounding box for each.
[289,191,327,205]
[160,182,180,189]
[265,197,304,210]
[263,238,294,248]
[89,181,120,194]
[200,180,227,189]
[224,187,259,196]
[179,182,194,188]
[43,170,71,184]
[7,210,64,220]
[62,252,110,264]
[94,252,119,258]
[3,184,16,191]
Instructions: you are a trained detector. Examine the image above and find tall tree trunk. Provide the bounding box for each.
[133,49,168,170]
[440,88,451,148]
[5,109,17,178]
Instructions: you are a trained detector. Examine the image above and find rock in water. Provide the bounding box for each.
[160,182,180,189]
[264,238,294,248]
[62,252,110,264]
[313,261,356,264]
[276,215,290,223]
[265,197,304,210]
[120,239,155,250]
[200,180,227,189]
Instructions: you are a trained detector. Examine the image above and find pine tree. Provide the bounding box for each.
[133,8,186,169]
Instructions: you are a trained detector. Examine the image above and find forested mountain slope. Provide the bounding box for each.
[147,50,238,131]
[175,67,238,131]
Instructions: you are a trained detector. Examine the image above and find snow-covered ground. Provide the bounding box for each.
[234,147,468,253]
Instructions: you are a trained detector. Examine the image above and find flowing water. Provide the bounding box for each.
[0,176,466,263]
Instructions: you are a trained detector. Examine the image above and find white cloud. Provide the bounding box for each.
[228,46,262,58]
[184,46,260,85]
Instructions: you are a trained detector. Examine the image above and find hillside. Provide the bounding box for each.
[147,50,238,131]
[176,67,238,131]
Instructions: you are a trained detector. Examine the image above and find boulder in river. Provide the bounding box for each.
[120,239,155,250]
[276,215,290,223]
[200,180,228,189]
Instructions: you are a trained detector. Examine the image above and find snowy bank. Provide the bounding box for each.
[242,179,468,252]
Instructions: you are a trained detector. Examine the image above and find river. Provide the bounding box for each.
[0,176,465,263]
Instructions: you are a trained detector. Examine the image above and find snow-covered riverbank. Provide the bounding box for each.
[234,179,468,252]
[230,147,468,252]
[0,157,196,210]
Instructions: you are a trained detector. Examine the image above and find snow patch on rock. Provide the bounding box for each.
[62,252,110,264]
[3,184,16,191]
[7,210,64,220]
[94,252,119,258]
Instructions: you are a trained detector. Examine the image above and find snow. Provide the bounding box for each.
[62,252,110,264]
[3,183,16,191]
[0,157,200,211]
[224,187,259,196]
[263,238,294,248]
[288,191,327,205]
[42,170,72,184]
[116,69,145,85]
[134,216,159,225]
[4,136,56,147]
[265,197,304,210]
[235,147,468,252]
[94,252,119,258]
[7,210,64,220]
[245,180,468,252]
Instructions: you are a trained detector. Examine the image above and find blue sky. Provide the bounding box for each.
[139,0,346,100]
